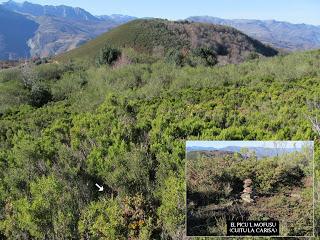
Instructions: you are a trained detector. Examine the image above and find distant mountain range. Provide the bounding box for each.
[0,6,38,59]
[2,0,98,21]
[186,145,301,158]
[0,1,319,60]
[98,14,137,25]
[2,1,137,24]
[187,16,320,51]
[0,1,137,59]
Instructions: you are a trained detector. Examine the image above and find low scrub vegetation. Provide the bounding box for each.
[0,44,319,239]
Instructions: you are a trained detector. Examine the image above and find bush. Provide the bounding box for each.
[191,47,218,66]
[0,68,22,83]
[247,52,260,60]
[96,45,122,66]
[28,83,52,107]
[35,63,65,81]
[21,64,38,89]
[157,174,185,238]
[78,198,126,240]
[122,48,157,64]
[33,57,49,65]
[165,49,185,66]
[51,72,88,101]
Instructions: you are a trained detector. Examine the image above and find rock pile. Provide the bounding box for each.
[241,178,254,203]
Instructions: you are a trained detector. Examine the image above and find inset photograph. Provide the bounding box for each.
[186,141,314,237]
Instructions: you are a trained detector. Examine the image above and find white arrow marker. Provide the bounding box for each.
[95,183,104,192]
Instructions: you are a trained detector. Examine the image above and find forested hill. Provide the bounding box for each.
[57,19,278,64]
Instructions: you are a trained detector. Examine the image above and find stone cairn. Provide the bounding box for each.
[240,178,254,203]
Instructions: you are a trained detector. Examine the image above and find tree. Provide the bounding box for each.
[307,100,320,135]
[21,64,38,89]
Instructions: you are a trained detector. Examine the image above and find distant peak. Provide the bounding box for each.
[4,0,20,5]
[3,0,33,7]
[1,0,99,21]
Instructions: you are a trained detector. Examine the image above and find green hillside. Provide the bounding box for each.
[56,19,278,64]
[0,24,319,239]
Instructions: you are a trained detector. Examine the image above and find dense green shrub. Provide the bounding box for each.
[165,49,185,66]
[191,47,218,66]
[33,57,49,65]
[0,68,22,83]
[28,83,52,107]
[247,52,260,60]
[96,45,121,66]
[35,63,66,81]
[78,198,126,239]
[51,72,88,101]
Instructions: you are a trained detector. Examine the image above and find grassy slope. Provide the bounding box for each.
[55,19,157,61]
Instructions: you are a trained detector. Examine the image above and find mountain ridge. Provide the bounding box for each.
[98,14,137,24]
[187,16,320,51]
[186,146,301,158]
[27,15,117,57]
[2,0,99,21]
[0,1,137,59]
[0,6,38,59]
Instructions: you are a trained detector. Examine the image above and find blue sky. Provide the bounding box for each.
[186,141,314,149]
[2,0,320,25]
